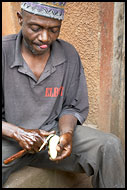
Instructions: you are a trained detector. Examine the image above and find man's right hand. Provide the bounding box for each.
[13,128,56,153]
[2,121,55,154]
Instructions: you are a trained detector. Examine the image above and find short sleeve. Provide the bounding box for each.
[59,54,89,124]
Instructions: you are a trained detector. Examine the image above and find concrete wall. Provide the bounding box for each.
[60,2,100,127]
[2,2,125,149]
[110,2,125,151]
[2,2,21,36]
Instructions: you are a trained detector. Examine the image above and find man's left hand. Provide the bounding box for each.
[49,132,72,161]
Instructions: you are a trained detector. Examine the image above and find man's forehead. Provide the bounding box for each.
[22,11,62,27]
[21,2,66,21]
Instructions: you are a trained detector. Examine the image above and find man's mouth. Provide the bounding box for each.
[39,44,48,49]
[33,43,49,49]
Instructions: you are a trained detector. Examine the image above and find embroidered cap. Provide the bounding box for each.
[21,2,66,20]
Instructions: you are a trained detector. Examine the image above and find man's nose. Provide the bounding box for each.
[38,29,49,43]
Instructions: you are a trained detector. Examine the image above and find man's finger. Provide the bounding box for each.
[39,130,56,136]
[56,143,64,152]
[51,147,71,161]
[50,151,68,161]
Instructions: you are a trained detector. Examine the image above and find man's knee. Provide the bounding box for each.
[2,166,13,186]
[99,133,123,155]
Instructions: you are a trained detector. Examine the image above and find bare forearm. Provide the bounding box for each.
[2,121,22,139]
[2,121,56,153]
[58,114,77,135]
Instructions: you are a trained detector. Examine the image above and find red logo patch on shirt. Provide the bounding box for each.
[45,86,64,97]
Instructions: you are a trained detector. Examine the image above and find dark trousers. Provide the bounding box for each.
[2,125,125,188]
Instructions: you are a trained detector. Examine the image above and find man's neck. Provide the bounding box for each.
[21,40,51,66]
[21,40,51,80]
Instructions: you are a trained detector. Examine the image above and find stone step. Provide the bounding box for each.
[3,166,93,188]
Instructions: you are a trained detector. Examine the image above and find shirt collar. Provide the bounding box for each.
[50,39,67,67]
[10,30,66,69]
[10,30,24,68]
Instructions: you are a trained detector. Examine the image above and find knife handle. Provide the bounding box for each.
[3,149,27,164]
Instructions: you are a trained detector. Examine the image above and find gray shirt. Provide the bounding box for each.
[2,30,89,131]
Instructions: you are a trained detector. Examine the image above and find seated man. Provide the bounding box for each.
[2,2,125,188]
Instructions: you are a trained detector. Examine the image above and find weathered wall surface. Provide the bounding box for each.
[2,2,21,36]
[98,2,114,132]
[110,2,125,151]
[59,2,100,127]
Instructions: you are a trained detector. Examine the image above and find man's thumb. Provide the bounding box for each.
[40,130,56,136]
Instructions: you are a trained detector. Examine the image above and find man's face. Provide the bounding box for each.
[17,10,62,55]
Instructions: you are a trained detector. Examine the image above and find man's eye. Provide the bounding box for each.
[31,27,40,32]
[50,28,60,33]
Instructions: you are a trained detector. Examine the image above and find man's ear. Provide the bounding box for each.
[17,11,23,26]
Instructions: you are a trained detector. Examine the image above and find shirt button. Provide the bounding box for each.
[31,84,35,88]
